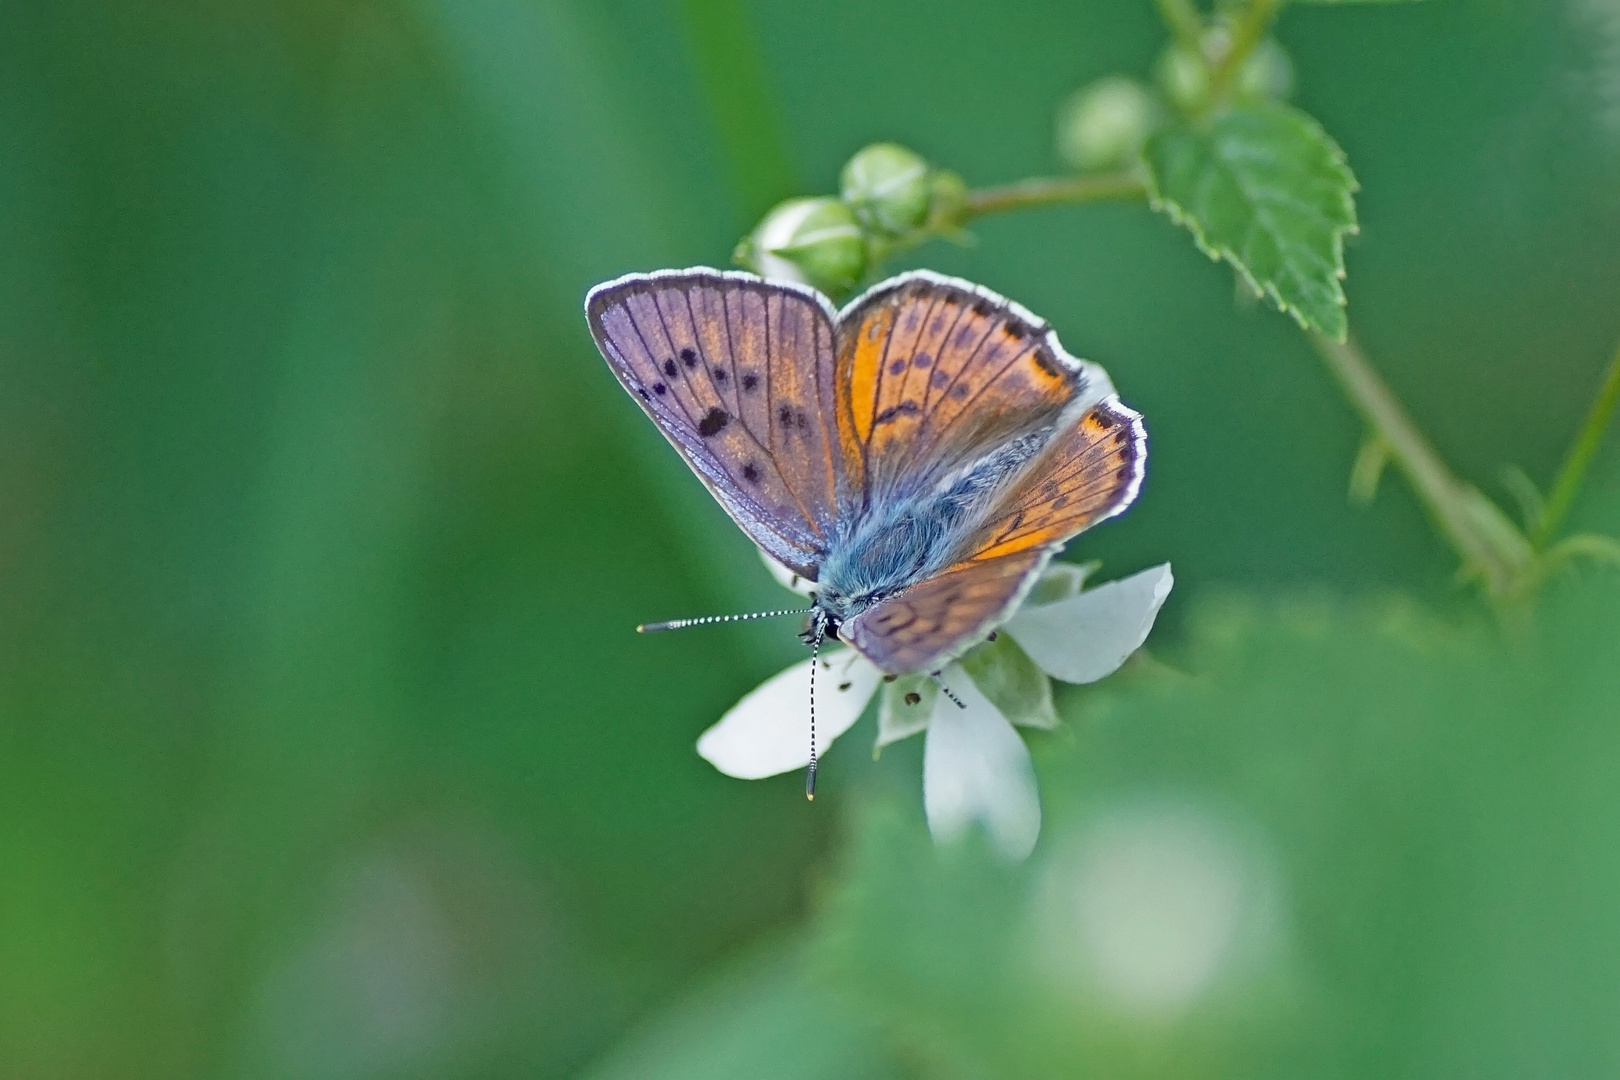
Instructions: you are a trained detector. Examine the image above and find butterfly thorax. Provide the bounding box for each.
[811,429,1053,625]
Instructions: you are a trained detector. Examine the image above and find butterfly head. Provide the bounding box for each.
[797,606,841,646]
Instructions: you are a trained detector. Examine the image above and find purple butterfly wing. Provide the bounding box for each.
[586,269,864,578]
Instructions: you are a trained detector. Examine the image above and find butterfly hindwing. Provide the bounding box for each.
[955,397,1146,565]
[845,399,1145,673]
[841,549,1049,674]
[587,269,862,578]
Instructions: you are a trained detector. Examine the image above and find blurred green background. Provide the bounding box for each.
[3,1,1619,1077]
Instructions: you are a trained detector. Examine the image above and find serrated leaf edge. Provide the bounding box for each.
[1145,105,1361,341]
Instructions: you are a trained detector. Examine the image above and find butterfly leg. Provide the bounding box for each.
[930,670,968,710]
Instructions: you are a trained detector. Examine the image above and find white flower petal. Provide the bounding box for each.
[758,548,816,597]
[923,669,1041,860]
[1006,563,1173,684]
[697,650,882,779]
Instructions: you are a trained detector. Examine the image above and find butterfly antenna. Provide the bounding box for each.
[806,615,826,801]
[930,670,968,710]
[636,607,812,633]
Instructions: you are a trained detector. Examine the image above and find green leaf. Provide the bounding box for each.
[582,938,900,1080]
[814,583,1620,1079]
[958,632,1059,730]
[1144,102,1359,340]
[1291,0,1430,4]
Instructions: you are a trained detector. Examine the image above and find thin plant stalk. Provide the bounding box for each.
[1204,0,1283,108]
[1153,0,1206,53]
[1535,336,1620,548]
[962,173,1147,219]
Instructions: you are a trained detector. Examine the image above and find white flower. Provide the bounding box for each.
[696,553,1174,859]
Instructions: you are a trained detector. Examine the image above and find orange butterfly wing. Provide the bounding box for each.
[953,397,1146,566]
[840,400,1144,674]
[832,275,1146,674]
[835,274,1085,496]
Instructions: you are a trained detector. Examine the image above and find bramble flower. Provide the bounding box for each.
[696,553,1174,860]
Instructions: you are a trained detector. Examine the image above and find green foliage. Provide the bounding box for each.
[5,1,1618,1078]
[582,940,899,1080]
[806,580,1620,1078]
[1144,103,1358,340]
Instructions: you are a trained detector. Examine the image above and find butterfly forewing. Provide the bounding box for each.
[836,275,1109,497]
[587,270,860,578]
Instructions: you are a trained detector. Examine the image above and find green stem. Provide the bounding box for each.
[1204,0,1283,108]
[962,172,1147,219]
[1534,336,1620,549]
[1153,0,1206,53]
[1311,332,1530,597]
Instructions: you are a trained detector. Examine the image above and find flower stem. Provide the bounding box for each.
[961,172,1147,219]
[1310,332,1532,598]
[1204,0,1282,109]
[1153,0,1206,53]
[1534,336,1620,549]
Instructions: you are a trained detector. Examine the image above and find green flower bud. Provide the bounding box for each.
[840,142,932,236]
[1055,75,1163,172]
[1155,42,1209,114]
[738,196,867,296]
[1235,37,1294,102]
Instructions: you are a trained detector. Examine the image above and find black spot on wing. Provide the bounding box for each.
[680,347,698,368]
[873,400,921,426]
[697,407,731,437]
[663,358,678,377]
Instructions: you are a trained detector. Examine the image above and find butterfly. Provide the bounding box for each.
[585,267,1145,680]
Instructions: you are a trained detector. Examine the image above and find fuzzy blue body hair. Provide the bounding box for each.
[814,430,1050,621]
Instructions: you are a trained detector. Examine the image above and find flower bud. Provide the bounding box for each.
[1234,37,1294,102]
[1155,42,1209,114]
[736,196,867,295]
[840,142,932,236]
[1055,76,1163,172]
